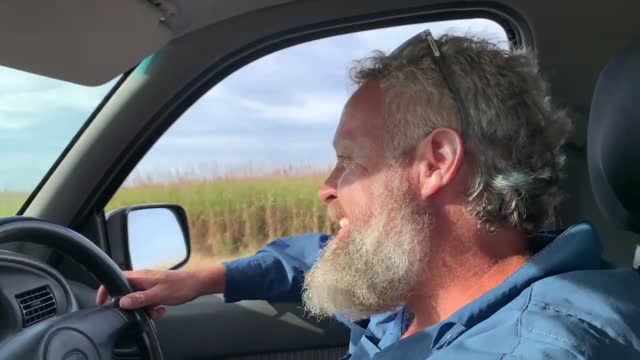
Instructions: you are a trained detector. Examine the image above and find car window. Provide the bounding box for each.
[0,69,119,216]
[106,19,508,269]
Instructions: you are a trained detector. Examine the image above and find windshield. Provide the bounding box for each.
[0,66,119,216]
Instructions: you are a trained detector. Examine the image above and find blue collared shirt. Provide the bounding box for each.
[223,223,640,359]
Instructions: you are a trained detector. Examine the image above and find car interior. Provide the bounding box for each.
[1,0,640,359]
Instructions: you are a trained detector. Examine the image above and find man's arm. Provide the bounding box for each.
[96,232,330,317]
[223,232,330,303]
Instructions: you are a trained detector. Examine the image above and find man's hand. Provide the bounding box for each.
[96,265,226,319]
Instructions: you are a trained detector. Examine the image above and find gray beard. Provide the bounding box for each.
[302,169,432,321]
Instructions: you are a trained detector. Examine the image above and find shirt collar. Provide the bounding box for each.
[351,222,603,356]
[443,221,603,329]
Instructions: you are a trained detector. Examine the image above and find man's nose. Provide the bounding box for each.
[318,182,338,204]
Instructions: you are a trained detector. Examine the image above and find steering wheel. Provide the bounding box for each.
[0,217,164,360]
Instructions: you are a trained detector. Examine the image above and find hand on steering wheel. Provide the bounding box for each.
[96,268,218,320]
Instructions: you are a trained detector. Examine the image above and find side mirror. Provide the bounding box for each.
[106,204,190,270]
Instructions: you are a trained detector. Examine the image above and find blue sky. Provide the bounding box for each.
[0,18,506,192]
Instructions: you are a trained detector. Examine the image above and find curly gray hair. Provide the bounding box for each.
[351,34,572,233]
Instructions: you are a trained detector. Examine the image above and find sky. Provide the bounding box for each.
[0,18,507,192]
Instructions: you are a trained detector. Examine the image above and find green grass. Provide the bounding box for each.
[0,192,29,216]
[107,172,338,258]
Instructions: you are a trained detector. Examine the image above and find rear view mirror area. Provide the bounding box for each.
[106,204,190,270]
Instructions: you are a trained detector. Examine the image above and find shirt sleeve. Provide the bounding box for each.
[222,232,330,303]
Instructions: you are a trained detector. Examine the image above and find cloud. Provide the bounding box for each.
[0,67,118,134]
[176,18,509,132]
[0,118,32,130]
[234,92,346,124]
[0,85,112,114]
[355,18,508,52]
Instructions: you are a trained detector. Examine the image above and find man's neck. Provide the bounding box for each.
[401,221,530,339]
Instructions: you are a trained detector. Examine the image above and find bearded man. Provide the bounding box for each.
[97,32,640,359]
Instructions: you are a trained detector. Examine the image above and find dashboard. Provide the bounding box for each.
[0,250,77,343]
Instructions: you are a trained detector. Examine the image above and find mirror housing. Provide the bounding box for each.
[106,203,191,270]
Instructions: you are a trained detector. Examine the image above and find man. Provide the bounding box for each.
[98,32,640,358]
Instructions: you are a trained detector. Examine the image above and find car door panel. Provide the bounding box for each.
[157,295,349,359]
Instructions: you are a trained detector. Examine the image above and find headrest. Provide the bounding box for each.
[588,44,640,233]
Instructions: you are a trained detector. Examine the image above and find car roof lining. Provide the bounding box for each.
[0,0,295,85]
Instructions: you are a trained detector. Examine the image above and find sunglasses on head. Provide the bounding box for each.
[390,30,471,134]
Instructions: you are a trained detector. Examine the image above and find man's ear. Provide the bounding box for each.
[414,128,464,199]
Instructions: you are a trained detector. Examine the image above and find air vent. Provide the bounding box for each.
[15,285,57,327]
